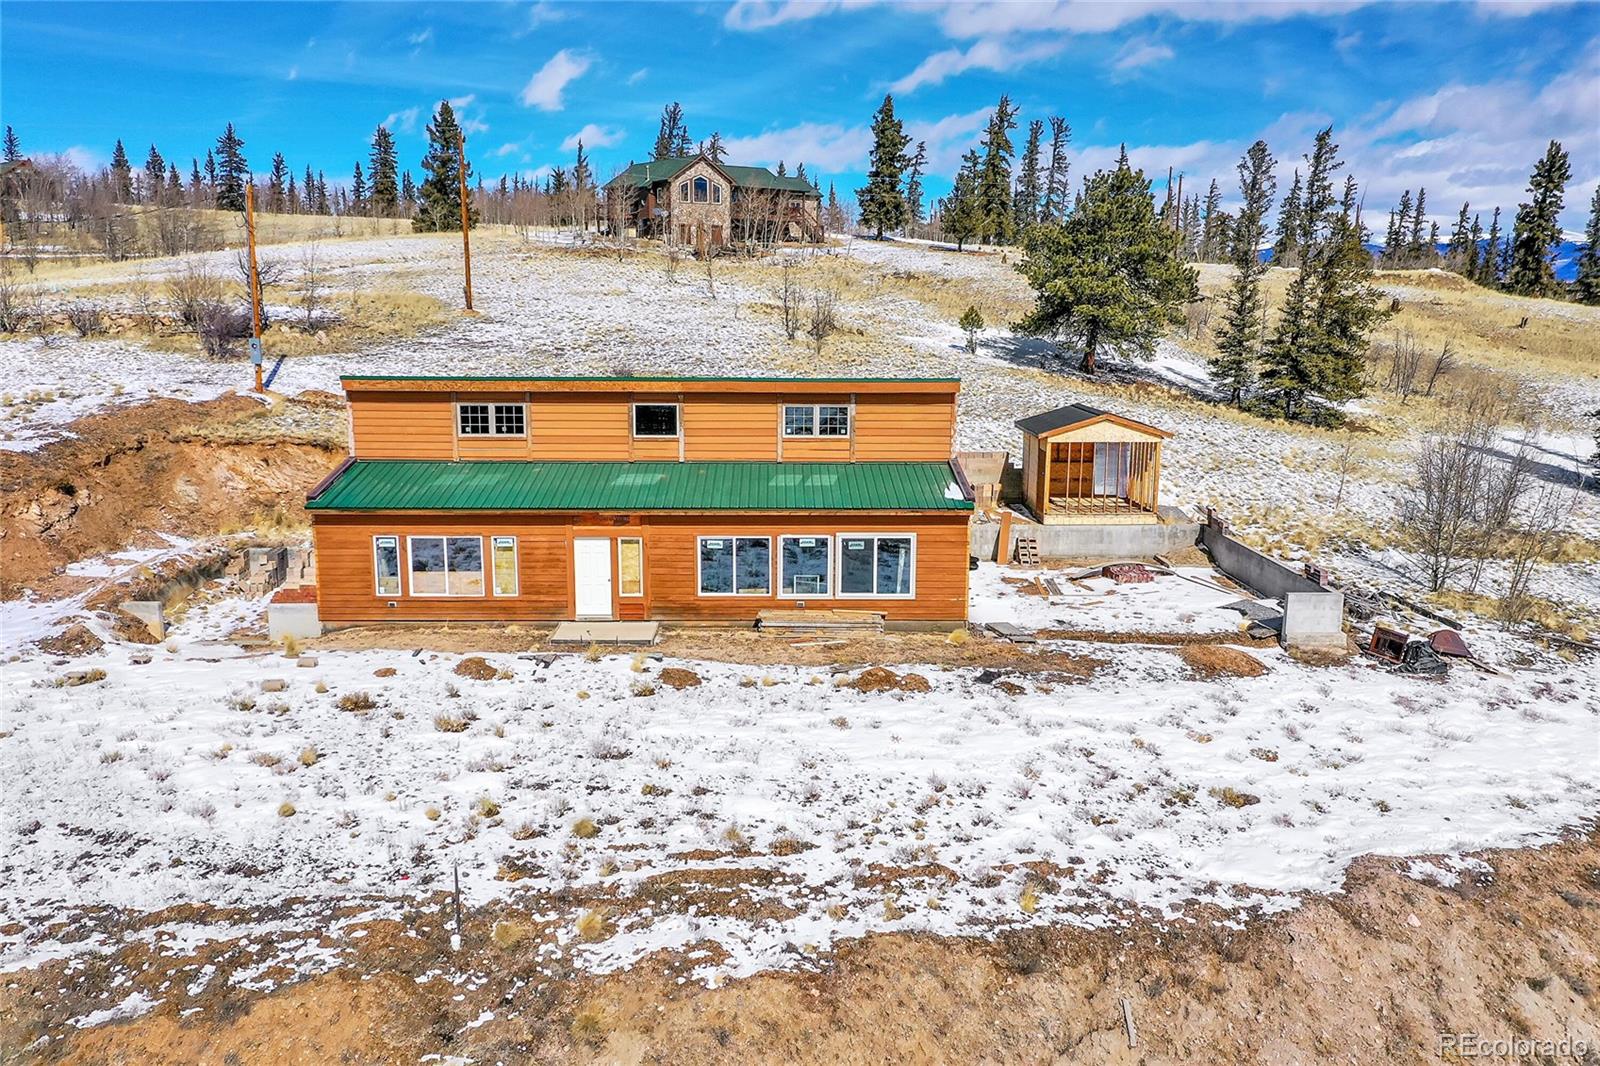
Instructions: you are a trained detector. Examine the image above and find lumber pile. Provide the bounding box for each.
[756,609,886,635]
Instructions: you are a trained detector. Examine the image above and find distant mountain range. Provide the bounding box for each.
[1263,240,1584,282]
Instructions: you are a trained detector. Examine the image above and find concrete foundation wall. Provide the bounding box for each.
[1199,524,1327,600]
[268,603,322,641]
[1282,592,1346,648]
[971,519,1200,561]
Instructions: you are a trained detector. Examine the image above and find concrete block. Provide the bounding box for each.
[118,600,166,640]
[268,602,321,641]
[261,678,288,692]
[295,656,319,668]
[1282,592,1346,649]
[971,519,1200,562]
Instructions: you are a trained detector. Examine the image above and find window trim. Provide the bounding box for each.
[405,534,487,598]
[490,535,519,597]
[373,535,402,597]
[781,403,851,439]
[456,401,527,438]
[777,534,832,598]
[835,532,917,600]
[617,537,644,597]
[631,401,681,439]
[695,535,773,598]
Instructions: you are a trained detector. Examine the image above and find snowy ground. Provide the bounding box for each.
[3,576,1596,992]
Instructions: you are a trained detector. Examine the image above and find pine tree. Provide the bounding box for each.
[943,150,982,251]
[572,140,591,190]
[110,139,133,202]
[213,124,248,211]
[414,100,476,232]
[1507,139,1572,297]
[268,153,289,211]
[825,183,843,233]
[1272,169,1302,266]
[1407,186,1428,262]
[959,305,984,353]
[1199,179,1224,262]
[189,158,203,199]
[165,162,181,201]
[143,145,165,204]
[401,169,416,208]
[287,173,299,213]
[351,162,367,214]
[1388,189,1413,264]
[1211,140,1276,405]
[1479,206,1503,287]
[204,149,218,191]
[653,103,688,159]
[1298,128,1342,249]
[794,162,807,183]
[2,125,19,164]
[304,165,317,210]
[856,94,911,240]
[976,95,1018,244]
[1015,151,1199,374]
[776,160,786,177]
[1466,213,1482,279]
[904,141,927,226]
[1013,119,1043,232]
[703,131,726,163]
[1041,117,1071,223]
[368,126,400,216]
[1574,184,1600,306]
[316,172,330,215]
[1445,202,1473,274]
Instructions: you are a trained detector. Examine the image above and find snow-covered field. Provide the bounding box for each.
[4,582,1596,989]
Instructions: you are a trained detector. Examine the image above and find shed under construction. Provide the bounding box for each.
[1016,404,1170,524]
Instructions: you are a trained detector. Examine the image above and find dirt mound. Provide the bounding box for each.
[658,667,702,690]
[1178,644,1267,678]
[0,395,339,598]
[35,623,104,657]
[452,656,499,680]
[843,666,932,693]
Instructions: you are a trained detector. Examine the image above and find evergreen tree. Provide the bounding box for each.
[2,125,19,164]
[110,139,133,202]
[1507,139,1572,297]
[855,94,911,240]
[653,102,688,158]
[775,160,786,177]
[143,145,165,204]
[1041,117,1071,223]
[414,101,476,232]
[1407,186,1428,262]
[1211,140,1276,405]
[904,141,927,226]
[1466,213,1483,280]
[204,149,217,191]
[1013,119,1043,232]
[1272,169,1302,266]
[304,165,317,209]
[165,161,181,201]
[572,140,592,190]
[959,305,985,353]
[1445,202,1473,274]
[1297,127,1342,249]
[401,169,416,207]
[368,126,400,216]
[213,124,248,211]
[189,158,203,198]
[1574,184,1600,306]
[1479,206,1503,287]
[351,161,367,214]
[794,162,807,183]
[703,131,726,163]
[942,150,982,251]
[1387,189,1413,264]
[287,173,299,213]
[316,172,330,215]
[268,153,289,211]
[976,95,1018,244]
[1015,150,1198,374]
[1199,178,1224,262]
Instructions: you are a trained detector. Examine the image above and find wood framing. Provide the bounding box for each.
[1015,404,1170,525]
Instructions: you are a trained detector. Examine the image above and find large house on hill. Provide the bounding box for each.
[602,154,823,250]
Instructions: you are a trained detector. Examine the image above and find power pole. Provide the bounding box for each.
[456,131,474,311]
[246,182,264,392]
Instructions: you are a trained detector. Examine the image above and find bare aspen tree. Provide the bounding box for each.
[296,242,329,330]
[1424,339,1455,397]
[777,259,803,340]
[1400,419,1493,593]
[1499,481,1574,628]
[806,287,839,357]
[1332,433,1359,507]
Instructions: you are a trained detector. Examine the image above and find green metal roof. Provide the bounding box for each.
[605,156,819,196]
[308,461,972,513]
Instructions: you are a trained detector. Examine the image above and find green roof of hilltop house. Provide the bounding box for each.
[307,460,972,512]
[607,156,819,197]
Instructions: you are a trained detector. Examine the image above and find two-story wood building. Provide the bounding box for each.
[304,376,972,627]
[602,155,824,249]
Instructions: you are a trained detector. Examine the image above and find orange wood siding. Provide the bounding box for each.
[346,386,957,462]
[312,511,970,624]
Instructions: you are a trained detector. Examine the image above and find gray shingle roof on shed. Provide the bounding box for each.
[1014,404,1111,436]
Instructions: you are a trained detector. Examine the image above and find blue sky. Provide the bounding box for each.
[3,0,1597,230]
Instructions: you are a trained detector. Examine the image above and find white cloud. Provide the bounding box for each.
[1111,38,1174,74]
[722,122,874,173]
[561,124,625,152]
[891,37,1065,93]
[408,27,433,46]
[519,49,592,111]
[493,141,524,158]
[59,146,107,172]
[934,0,1374,38]
[449,93,477,110]
[382,107,421,133]
[286,66,299,81]
[627,67,649,86]
[527,2,565,27]
[724,0,854,31]
[462,116,490,136]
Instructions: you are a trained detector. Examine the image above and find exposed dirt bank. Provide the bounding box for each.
[12,832,1596,1065]
[0,394,339,598]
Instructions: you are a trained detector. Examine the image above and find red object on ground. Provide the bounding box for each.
[1428,629,1472,658]
[1102,564,1154,584]
[270,585,319,604]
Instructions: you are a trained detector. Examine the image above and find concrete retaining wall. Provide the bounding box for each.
[1199,524,1327,600]
[1282,592,1346,649]
[971,519,1200,561]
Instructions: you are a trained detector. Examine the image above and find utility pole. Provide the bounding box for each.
[456,131,474,311]
[246,182,264,392]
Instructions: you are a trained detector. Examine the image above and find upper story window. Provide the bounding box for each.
[678,181,689,200]
[711,184,721,203]
[632,403,679,438]
[693,177,709,202]
[783,403,850,438]
[458,402,526,437]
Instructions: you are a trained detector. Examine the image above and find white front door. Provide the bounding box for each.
[573,538,614,619]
